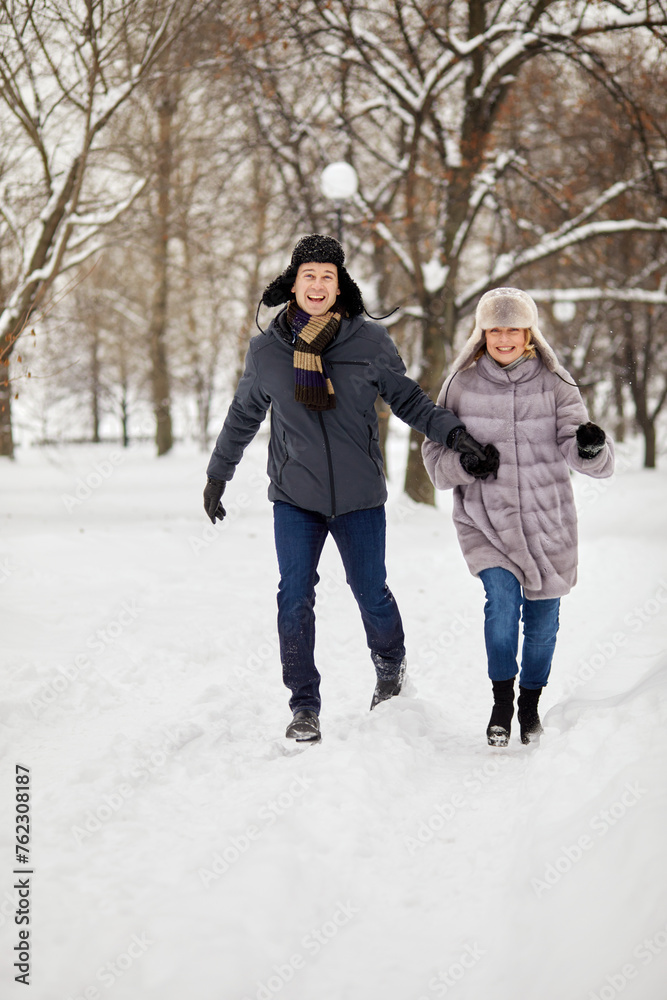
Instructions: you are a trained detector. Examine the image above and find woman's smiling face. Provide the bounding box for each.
[485,327,529,366]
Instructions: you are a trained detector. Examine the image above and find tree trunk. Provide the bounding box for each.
[642,420,656,469]
[0,372,14,459]
[121,388,130,448]
[404,297,453,504]
[622,308,661,469]
[236,155,272,382]
[405,427,433,503]
[149,262,173,455]
[612,369,625,443]
[91,326,101,443]
[403,1,495,504]
[148,90,176,457]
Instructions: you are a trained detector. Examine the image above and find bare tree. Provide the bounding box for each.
[0,0,214,457]
[236,0,667,497]
[506,51,667,465]
[33,6,292,454]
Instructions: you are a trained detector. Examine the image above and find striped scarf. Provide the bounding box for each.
[287,301,341,411]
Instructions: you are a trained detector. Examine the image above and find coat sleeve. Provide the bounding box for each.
[373,331,463,445]
[421,373,476,490]
[554,372,615,478]
[206,343,271,482]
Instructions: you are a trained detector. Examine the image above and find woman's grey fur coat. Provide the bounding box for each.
[422,326,615,600]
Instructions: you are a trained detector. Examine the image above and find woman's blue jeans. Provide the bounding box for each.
[273,501,406,714]
[478,567,560,689]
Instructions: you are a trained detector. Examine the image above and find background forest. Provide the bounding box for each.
[1,0,667,499]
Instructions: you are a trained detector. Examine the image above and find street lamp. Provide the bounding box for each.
[552,299,577,324]
[320,161,358,242]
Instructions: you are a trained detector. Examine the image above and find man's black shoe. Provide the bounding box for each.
[285,710,321,742]
[370,658,407,710]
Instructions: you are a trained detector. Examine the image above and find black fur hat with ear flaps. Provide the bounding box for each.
[261,234,365,317]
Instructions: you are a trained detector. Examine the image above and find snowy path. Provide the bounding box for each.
[1,432,666,1000]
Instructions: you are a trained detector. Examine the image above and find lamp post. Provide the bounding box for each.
[320,161,358,242]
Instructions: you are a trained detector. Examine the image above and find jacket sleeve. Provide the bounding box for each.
[206,344,271,482]
[554,373,615,479]
[373,331,463,445]
[421,374,476,490]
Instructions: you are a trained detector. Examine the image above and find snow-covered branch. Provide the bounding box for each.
[101,290,146,329]
[450,150,517,260]
[47,240,107,279]
[319,9,425,110]
[448,22,516,58]
[358,200,414,278]
[69,178,147,230]
[527,287,667,306]
[543,165,667,248]
[458,218,667,311]
[470,9,667,102]
[0,191,23,252]
[473,33,539,100]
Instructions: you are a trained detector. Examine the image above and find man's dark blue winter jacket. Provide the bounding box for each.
[207,309,462,517]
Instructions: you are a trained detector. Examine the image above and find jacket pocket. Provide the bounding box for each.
[328,360,372,402]
[277,431,289,485]
[367,425,383,476]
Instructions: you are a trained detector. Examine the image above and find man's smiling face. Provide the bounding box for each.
[291,262,340,316]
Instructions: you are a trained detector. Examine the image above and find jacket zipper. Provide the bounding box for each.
[317,359,370,516]
[318,413,336,517]
[327,360,370,367]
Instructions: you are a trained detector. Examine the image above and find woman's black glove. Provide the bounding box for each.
[203,477,226,523]
[447,426,487,462]
[576,422,606,459]
[460,443,500,481]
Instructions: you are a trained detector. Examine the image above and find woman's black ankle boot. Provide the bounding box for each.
[517,686,544,744]
[487,678,515,746]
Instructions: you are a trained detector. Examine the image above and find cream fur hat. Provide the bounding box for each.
[452,287,559,373]
[476,286,538,330]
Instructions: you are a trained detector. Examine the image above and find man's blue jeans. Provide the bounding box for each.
[478,567,560,689]
[273,501,406,714]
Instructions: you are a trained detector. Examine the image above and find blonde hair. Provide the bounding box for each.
[475,328,536,362]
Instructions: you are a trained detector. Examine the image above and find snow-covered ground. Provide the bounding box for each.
[1,427,666,1000]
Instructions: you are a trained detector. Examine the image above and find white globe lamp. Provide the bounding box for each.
[552,299,577,324]
[320,161,359,240]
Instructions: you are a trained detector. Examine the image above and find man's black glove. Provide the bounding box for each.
[460,443,500,481]
[203,477,226,523]
[576,422,606,459]
[446,426,487,462]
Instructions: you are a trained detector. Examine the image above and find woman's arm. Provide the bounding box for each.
[554,374,615,479]
[421,374,477,490]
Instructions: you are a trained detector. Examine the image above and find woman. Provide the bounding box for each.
[422,287,614,746]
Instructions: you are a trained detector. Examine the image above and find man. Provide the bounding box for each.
[204,234,494,743]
